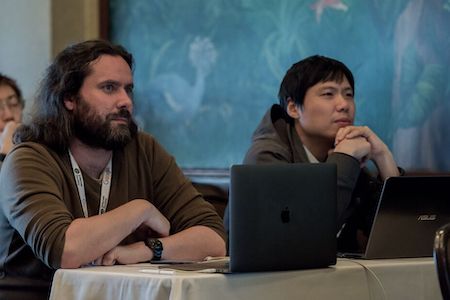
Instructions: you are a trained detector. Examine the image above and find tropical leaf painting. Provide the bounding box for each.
[110,0,450,171]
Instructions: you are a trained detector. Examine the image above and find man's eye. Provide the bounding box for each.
[102,84,116,93]
[8,96,20,105]
[125,86,134,97]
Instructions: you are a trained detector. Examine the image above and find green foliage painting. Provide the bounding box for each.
[110,0,450,171]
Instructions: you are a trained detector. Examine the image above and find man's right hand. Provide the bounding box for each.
[333,136,371,165]
[94,242,150,266]
[333,125,400,178]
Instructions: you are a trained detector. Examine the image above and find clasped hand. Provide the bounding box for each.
[333,125,389,167]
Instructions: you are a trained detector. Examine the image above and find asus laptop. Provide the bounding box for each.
[339,176,450,259]
[162,163,337,273]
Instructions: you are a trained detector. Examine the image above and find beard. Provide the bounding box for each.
[72,98,138,150]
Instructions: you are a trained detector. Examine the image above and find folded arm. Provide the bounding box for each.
[61,199,170,268]
[97,225,226,265]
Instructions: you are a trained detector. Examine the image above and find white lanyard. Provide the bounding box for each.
[69,150,112,217]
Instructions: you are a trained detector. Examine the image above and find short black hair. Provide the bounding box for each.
[278,55,354,110]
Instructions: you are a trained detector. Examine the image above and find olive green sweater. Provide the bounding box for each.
[0,132,225,283]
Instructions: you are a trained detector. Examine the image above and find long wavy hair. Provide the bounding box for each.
[14,40,133,152]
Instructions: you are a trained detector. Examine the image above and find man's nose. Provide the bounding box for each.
[337,96,349,112]
[117,89,133,111]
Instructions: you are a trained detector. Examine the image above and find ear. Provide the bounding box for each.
[286,98,301,119]
[64,97,76,111]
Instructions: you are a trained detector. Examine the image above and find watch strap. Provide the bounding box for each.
[145,238,163,261]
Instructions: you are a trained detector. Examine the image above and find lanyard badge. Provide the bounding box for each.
[69,150,112,217]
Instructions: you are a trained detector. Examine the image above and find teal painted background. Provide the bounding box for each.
[110,0,450,171]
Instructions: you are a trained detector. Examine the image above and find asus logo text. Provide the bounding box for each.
[417,214,437,221]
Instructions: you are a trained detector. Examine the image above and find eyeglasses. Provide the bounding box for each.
[0,95,23,113]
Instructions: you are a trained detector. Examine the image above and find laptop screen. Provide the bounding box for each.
[229,163,337,272]
[363,176,450,259]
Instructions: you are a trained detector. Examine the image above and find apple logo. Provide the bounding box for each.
[281,207,290,223]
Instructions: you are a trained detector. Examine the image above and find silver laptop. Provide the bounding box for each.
[339,176,450,259]
[161,163,337,273]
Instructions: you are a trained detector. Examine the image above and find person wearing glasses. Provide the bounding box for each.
[0,74,24,166]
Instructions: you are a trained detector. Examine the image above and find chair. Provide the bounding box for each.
[434,223,450,300]
[192,181,228,218]
[0,276,50,300]
[184,168,230,219]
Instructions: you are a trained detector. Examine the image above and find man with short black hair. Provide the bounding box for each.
[225,55,400,252]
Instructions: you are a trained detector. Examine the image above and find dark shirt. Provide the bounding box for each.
[225,104,385,252]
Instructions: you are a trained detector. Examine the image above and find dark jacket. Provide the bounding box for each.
[225,104,384,252]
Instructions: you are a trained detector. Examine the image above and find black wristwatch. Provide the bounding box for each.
[145,238,163,261]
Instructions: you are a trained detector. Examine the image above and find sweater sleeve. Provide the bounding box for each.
[145,136,226,242]
[0,144,73,269]
[243,139,292,164]
[326,152,361,229]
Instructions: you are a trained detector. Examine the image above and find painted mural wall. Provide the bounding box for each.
[110,0,450,171]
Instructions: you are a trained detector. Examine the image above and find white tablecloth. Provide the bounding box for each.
[49,258,442,300]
